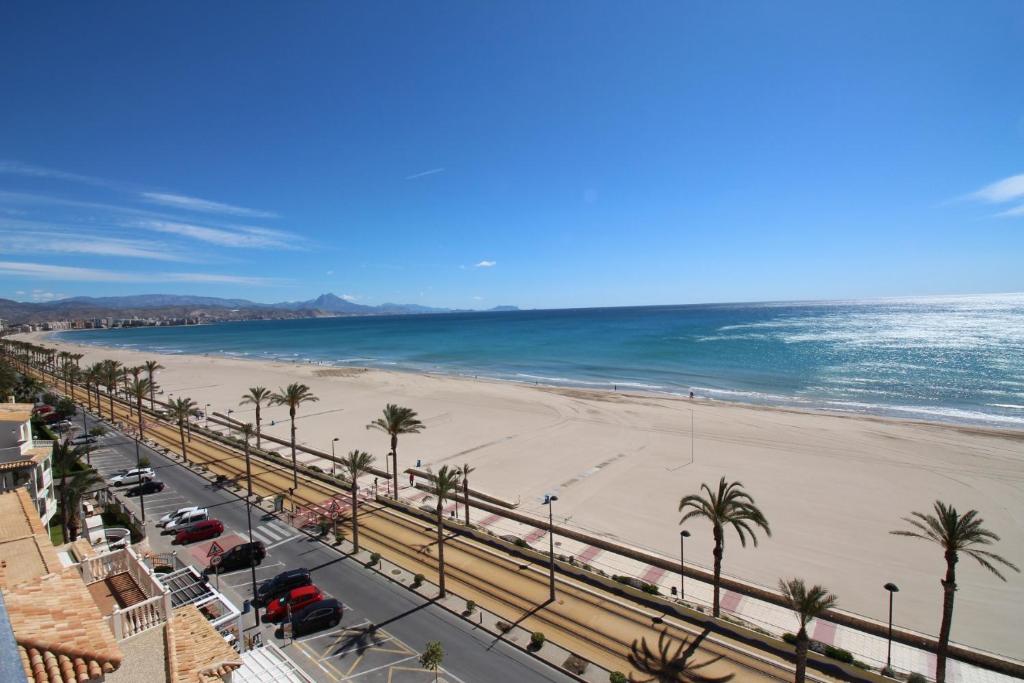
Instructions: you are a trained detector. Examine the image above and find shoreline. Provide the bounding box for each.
[12,330,1024,656]
[47,330,1024,436]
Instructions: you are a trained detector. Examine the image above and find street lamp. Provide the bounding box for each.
[545,494,559,602]
[242,424,259,626]
[205,403,211,429]
[884,583,899,672]
[134,433,146,527]
[679,530,691,600]
[227,409,235,437]
[331,437,340,477]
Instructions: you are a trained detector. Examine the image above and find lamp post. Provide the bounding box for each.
[227,409,235,437]
[884,582,899,672]
[679,530,690,600]
[545,494,558,602]
[205,403,211,429]
[331,437,340,478]
[134,434,146,527]
[243,424,259,626]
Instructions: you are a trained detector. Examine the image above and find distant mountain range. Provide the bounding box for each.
[0,293,519,324]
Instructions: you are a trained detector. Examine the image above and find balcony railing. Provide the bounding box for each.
[108,594,169,640]
[83,546,173,640]
[24,439,54,454]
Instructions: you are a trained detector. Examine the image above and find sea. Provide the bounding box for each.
[56,293,1024,429]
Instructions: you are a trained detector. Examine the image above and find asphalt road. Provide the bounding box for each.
[79,410,573,683]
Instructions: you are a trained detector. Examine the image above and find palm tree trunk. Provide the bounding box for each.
[795,628,809,683]
[108,391,114,422]
[712,525,724,617]
[179,423,188,465]
[149,382,155,410]
[391,434,399,498]
[464,479,470,525]
[936,552,958,683]
[351,485,359,551]
[137,397,144,438]
[290,410,298,490]
[255,405,262,450]
[437,502,446,597]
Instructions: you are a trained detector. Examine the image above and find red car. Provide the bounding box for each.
[264,585,324,623]
[173,519,224,545]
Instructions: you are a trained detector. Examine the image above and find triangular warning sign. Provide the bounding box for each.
[207,541,225,557]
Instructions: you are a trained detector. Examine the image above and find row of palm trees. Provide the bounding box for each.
[3,339,1017,683]
[679,477,1018,683]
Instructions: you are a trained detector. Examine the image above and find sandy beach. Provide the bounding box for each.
[19,331,1024,658]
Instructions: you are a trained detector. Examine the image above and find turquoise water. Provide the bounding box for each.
[58,294,1024,429]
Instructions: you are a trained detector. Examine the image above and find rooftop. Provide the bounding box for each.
[165,604,241,683]
[0,490,60,588]
[0,404,35,424]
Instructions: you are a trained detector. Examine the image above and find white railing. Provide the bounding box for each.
[24,439,54,454]
[109,594,167,639]
[80,549,130,584]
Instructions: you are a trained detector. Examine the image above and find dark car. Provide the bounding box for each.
[291,598,343,636]
[254,568,312,608]
[126,480,165,496]
[173,519,224,545]
[206,541,266,575]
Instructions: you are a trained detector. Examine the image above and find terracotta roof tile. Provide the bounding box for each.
[0,404,35,423]
[0,490,60,589]
[165,605,241,683]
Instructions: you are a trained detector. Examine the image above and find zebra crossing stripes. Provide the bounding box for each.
[250,520,299,545]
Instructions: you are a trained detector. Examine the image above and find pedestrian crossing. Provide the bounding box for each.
[250,519,300,546]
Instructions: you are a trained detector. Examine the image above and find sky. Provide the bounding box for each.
[0,1,1022,310]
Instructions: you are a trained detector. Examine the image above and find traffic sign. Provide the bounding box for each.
[207,541,225,558]
[210,554,222,567]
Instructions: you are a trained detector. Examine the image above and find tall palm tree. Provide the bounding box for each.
[240,386,272,450]
[891,501,1019,683]
[270,383,319,490]
[52,441,89,543]
[779,579,837,683]
[339,450,375,551]
[101,360,123,421]
[143,360,163,410]
[168,397,197,465]
[678,477,771,617]
[64,468,105,541]
[88,362,105,412]
[367,404,424,497]
[627,629,734,683]
[460,463,475,525]
[431,465,462,598]
[129,377,152,438]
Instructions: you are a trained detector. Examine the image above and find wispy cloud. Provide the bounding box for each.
[474,260,496,268]
[1,231,191,262]
[969,174,1024,203]
[0,160,131,191]
[0,261,279,286]
[405,167,445,181]
[29,289,67,302]
[133,219,300,249]
[996,204,1024,218]
[340,294,357,301]
[140,192,277,218]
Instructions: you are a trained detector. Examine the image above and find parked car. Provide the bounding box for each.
[158,506,200,528]
[205,541,266,575]
[254,568,312,608]
[110,468,155,487]
[70,435,98,446]
[173,519,224,545]
[290,598,343,636]
[163,508,209,534]
[126,480,165,496]
[264,585,324,623]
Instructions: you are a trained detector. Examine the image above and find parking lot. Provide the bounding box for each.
[83,420,470,683]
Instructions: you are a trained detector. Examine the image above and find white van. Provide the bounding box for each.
[163,508,209,534]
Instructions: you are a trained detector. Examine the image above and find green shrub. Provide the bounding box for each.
[464,600,475,614]
[496,621,513,633]
[563,655,588,674]
[412,573,425,587]
[823,645,854,664]
[782,632,797,645]
[529,631,545,650]
[609,672,628,683]
[907,674,927,683]
[514,537,528,548]
[367,552,381,566]
[641,582,660,595]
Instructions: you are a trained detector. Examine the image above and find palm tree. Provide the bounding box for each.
[460,463,475,525]
[64,468,105,541]
[339,450,375,551]
[270,383,319,490]
[129,378,152,438]
[678,477,771,617]
[101,360,123,421]
[779,579,837,683]
[168,397,197,465]
[143,360,163,410]
[367,404,424,497]
[240,386,273,450]
[627,629,734,683]
[431,465,462,598]
[891,501,1019,683]
[52,441,89,543]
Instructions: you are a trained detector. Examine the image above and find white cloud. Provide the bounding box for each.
[995,204,1024,218]
[134,219,299,249]
[472,296,484,300]
[474,260,496,268]
[341,294,357,301]
[0,225,191,262]
[15,290,25,295]
[0,160,129,190]
[30,290,66,302]
[405,167,445,181]
[326,270,334,275]
[968,174,1024,204]
[0,260,278,286]
[140,192,277,218]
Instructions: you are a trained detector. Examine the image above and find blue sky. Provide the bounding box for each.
[1,1,1022,309]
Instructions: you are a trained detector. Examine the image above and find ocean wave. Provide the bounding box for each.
[988,403,1024,410]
